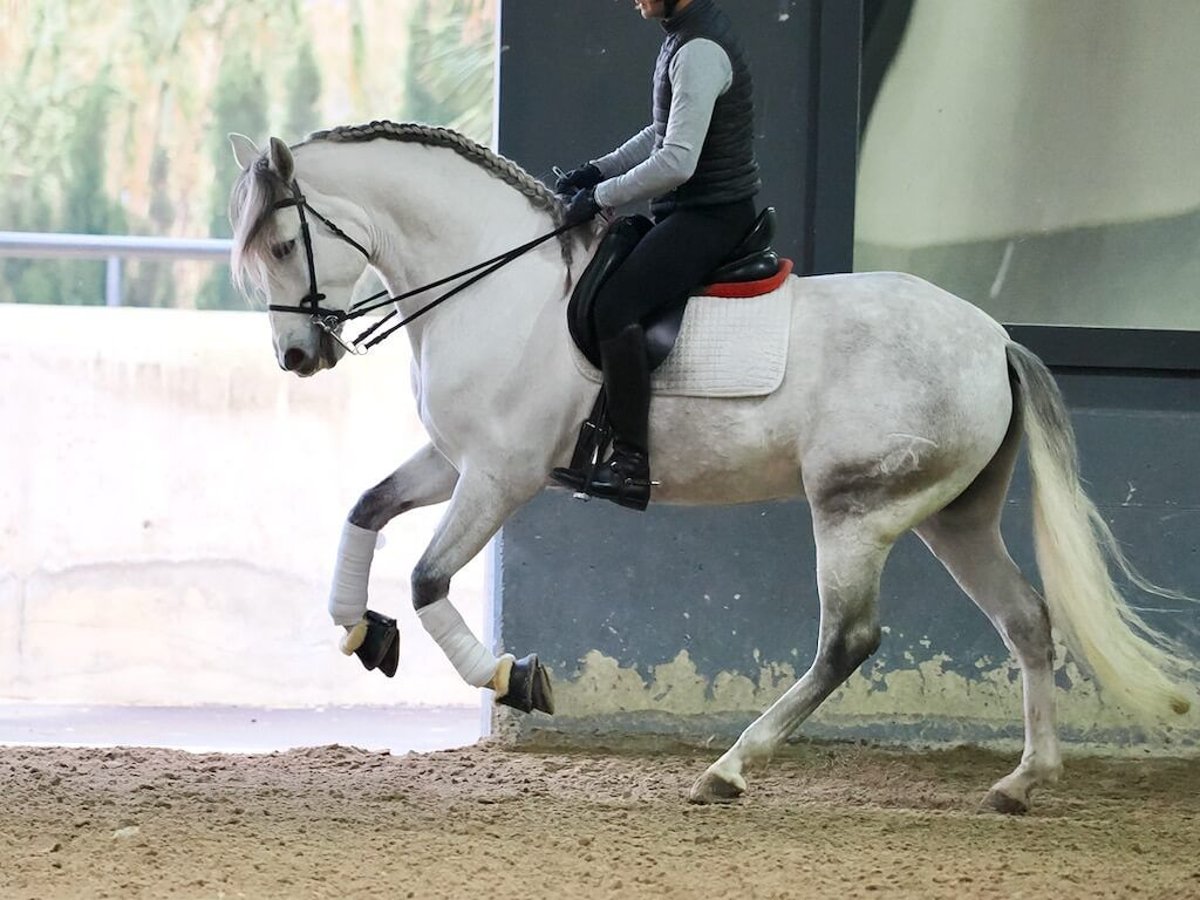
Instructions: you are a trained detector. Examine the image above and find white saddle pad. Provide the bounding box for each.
[572,290,792,398]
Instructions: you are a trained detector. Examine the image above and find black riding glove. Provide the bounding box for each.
[562,187,602,228]
[555,163,603,196]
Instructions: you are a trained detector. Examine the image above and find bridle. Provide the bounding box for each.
[266,179,576,355]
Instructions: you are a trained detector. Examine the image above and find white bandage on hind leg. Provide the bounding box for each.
[417,598,500,688]
[328,521,379,627]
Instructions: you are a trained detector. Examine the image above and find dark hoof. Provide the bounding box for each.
[354,610,399,678]
[688,770,747,804]
[980,789,1028,816]
[496,653,555,715]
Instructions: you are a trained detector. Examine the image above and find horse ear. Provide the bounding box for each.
[267,137,295,183]
[229,133,261,170]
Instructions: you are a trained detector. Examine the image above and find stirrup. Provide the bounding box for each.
[552,464,654,510]
[580,451,653,512]
[553,389,613,500]
[550,464,592,499]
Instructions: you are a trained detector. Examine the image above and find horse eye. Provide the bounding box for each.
[270,239,296,260]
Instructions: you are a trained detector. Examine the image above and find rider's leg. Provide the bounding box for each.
[578,322,653,510]
[592,200,757,338]
[574,199,758,509]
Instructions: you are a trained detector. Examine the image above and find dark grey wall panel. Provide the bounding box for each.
[493,1,1198,748]
[497,0,860,272]
[492,371,1200,746]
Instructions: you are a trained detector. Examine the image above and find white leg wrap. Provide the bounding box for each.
[417,598,499,688]
[328,521,378,627]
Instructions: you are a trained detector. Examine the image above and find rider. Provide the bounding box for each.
[551,0,761,511]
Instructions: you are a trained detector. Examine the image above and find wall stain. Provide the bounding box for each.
[547,645,1199,749]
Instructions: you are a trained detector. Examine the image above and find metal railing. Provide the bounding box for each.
[0,231,233,307]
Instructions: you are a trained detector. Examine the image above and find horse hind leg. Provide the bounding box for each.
[689,423,1007,805]
[689,511,891,803]
[915,419,1062,814]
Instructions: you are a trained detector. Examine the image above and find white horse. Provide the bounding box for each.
[228,121,1195,813]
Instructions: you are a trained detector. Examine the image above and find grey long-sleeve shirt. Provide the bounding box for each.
[591,38,734,210]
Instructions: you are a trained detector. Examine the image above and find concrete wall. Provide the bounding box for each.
[0,304,483,709]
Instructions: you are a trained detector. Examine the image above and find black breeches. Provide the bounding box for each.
[592,199,758,341]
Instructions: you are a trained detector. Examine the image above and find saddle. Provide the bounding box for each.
[567,207,790,370]
[562,208,793,491]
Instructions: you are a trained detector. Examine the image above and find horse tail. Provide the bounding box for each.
[1006,341,1196,720]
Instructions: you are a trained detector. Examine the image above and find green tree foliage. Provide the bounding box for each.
[64,77,126,235]
[0,182,61,306]
[406,0,494,144]
[208,53,270,241]
[59,76,129,304]
[125,146,180,309]
[285,40,323,143]
[1,71,130,305]
[198,50,270,310]
[348,0,368,110]
[0,0,495,308]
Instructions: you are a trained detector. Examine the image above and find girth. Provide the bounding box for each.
[567,207,786,370]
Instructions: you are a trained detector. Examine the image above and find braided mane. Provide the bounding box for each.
[303,120,563,221]
[230,120,573,299]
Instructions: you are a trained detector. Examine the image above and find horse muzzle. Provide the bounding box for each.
[281,346,319,376]
[279,328,343,376]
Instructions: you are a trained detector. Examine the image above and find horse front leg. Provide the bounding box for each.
[412,468,553,713]
[330,443,458,671]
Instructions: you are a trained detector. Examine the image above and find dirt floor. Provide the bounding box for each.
[1,738,1198,900]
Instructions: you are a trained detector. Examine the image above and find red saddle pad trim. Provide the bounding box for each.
[699,258,794,298]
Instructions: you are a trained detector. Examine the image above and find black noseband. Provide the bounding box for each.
[266,180,370,324]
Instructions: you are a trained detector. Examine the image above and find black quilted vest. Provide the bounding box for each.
[651,0,760,217]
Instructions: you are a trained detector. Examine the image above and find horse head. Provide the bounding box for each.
[228,133,372,376]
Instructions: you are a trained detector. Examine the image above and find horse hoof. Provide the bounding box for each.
[496,653,554,715]
[688,769,746,804]
[353,610,400,678]
[980,789,1028,816]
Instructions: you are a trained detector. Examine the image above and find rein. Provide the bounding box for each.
[266,180,575,355]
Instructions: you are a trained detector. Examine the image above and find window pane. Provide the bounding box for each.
[855,0,1200,330]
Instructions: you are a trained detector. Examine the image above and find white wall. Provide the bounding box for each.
[857,0,1200,247]
[0,304,484,708]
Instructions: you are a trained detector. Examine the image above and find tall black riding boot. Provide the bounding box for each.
[586,324,652,510]
[551,324,653,510]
